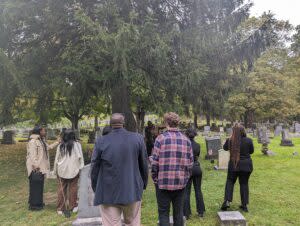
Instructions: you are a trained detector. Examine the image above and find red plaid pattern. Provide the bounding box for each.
[151,128,193,190]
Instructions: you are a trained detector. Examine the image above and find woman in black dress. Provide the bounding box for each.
[221,124,254,212]
[184,128,205,219]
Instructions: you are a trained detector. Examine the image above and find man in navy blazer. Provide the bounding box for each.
[91,113,148,226]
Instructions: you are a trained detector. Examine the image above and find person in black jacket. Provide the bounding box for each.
[221,124,254,212]
[91,113,148,225]
[184,128,206,219]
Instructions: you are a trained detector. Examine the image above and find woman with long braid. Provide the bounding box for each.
[221,124,254,212]
[26,126,60,210]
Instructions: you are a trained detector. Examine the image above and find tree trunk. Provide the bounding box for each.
[94,115,99,129]
[244,110,254,128]
[111,81,137,132]
[205,114,210,126]
[193,112,198,129]
[71,115,79,130]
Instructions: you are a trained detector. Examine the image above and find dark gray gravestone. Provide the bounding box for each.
[72,164,102,226]
[205,137,221,160]
[218,211,246,226]
[257,128,263,143]
[1,130,16,144]
[280,130,294,146]
[261,128,270,144]
[274,125,283,137]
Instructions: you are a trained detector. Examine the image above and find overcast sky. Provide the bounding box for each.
[251,0,300,26]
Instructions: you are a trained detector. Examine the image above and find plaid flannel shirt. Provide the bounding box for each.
[151,128,194,190]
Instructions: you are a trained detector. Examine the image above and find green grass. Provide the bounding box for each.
[0,135,299,225]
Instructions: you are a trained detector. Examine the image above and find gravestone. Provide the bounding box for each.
[280,130,294,146]
[274,125,283,137]
[295,123,300,133]
[257,128,269,144]
[226,128,232,137]
[218,211,246,226]
[217,150,230,170]
[1,130,16,144]
[47,129,57,140]
[72,164,102,226]
[289,126,294,133]
[205,137,221,160]
[219,127,224,133]
[0,129,3,140]
[203,126,210,136]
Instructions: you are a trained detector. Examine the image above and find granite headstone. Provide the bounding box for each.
[280,129,294,146]
[1,130,16,144]
[72,164,102,226]
[205,137,221,160]
[274,125,283,137]
[217,149,230,170]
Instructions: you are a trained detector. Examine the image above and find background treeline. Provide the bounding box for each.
[0,0,299,131]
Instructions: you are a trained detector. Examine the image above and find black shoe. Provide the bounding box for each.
[221,201,230,211]
[239,205,248,212]
[198,213,204,218]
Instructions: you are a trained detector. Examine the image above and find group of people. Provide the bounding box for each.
[26,112,255,226]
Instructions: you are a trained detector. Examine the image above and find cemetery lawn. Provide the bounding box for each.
[0,136,299,226]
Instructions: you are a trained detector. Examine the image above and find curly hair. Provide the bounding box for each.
[164,112,180,128]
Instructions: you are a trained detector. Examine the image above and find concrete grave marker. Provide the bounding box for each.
[1,130,16,144]
[274,125,282,137]
[217,150,230,170]
[72,164,102,226]
[218,211,246,226]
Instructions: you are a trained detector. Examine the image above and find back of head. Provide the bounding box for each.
[60,129,76,156]
[110,113,125,129]
[31,125,42,136]
[185,128,197,140]
[164,112,180,128]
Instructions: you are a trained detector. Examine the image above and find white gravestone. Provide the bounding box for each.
[217,150,230,170]
[72,164,102,226]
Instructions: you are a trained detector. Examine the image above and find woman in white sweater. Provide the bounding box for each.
[53,129,84,215]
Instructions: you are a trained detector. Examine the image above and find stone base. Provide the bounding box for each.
[280,140,294,146]
[157,216,186,226]
[218,211,246,226]
[72,217,102,226]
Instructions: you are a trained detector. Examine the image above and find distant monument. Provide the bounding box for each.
[280,129,294,146]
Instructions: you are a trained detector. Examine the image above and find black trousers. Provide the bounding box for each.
[156,186,185,226]
[224,171,251,206]
[184,174,205,217]
[28,171,45,210]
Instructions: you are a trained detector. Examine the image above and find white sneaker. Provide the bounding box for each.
[57,210,63,215]
[73,207,78,213]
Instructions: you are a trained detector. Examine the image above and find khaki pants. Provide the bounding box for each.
[100,201,141,226]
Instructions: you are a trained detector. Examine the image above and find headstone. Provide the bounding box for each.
[217,149,230,170]
[219,127,224,133]
[157,216,186,226]
[218,211,246,226]
[258,127,269,144]
[295,123,300,133]
[72,164,102,226]
[203,126,210,136]
[280,130,294,146]
[267,129,272,139]
[289,126,294,133]
[47,129,57,140]
[205,137,221,160]
[274,125,283,137]
[0,129,3,140]
[226,128,232,137]
[293,151,299,156]
[1,130,16,144]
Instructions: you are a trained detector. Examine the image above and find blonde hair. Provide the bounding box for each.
[164,112,180,128]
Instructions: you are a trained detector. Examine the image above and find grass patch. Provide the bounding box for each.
[0,136,299,225]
